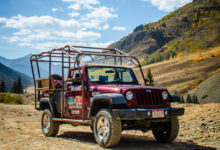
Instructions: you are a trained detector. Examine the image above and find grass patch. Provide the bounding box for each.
[0,93,23,104]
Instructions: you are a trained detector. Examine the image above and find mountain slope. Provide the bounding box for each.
[109,0,220,64]
[0,54,33,77]
[133,46,220,103]
[0,63,33,91]
[189,71,220,103]
[0,55,61,78]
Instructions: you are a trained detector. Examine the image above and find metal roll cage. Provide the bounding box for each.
[30,45,146,119]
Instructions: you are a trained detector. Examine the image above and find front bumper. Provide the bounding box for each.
[112,107,184,120]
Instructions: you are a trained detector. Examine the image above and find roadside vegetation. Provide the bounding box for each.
[180,94,199,104]
[0,76,24,94]
[0,76,24,104]
[0,93,23,104]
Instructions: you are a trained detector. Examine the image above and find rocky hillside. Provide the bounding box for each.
[134,46,220,103]
[109,0,220,65]
[0,63,32,91]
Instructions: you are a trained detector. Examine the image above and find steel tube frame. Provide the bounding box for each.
[30,45,146,120]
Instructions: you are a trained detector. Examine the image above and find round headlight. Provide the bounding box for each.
[162,91,168,100]
[126,91,133,101]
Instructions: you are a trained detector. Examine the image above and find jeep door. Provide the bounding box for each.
[65,69,83,119]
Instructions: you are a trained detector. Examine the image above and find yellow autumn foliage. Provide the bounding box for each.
[213,51,220,57]
[193,57,204,61]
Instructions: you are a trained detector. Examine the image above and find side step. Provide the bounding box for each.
[53,118,93,125]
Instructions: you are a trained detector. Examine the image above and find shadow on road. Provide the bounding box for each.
[57,131,216,150]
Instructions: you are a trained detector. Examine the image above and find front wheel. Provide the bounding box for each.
[152,117,179,143]
[41,109,59,137]
[93,109,122,147]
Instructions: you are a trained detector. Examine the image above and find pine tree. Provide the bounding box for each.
[146,69,154,86]
[10,81,17,93]
[186,94,192,103]
[0,80,6,93]
[196,96,199,104]
[0,81,2,92]
[180,96,185,103]
[192,95,199,104]
[15,76,23,94]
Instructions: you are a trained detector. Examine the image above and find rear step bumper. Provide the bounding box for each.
[112,107,184,120]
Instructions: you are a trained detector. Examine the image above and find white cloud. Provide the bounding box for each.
[1,15,80,31]
[141,0,192,11]
[18,42,31,47]
[81,19,101,29]
[0,14,102,49]
[52,7,63,12]
[30,40,112,51]
[68,4,81,10]
[32,42,67,50]
[63,0,117,30]
[62,0,100,5]
[83,4,96,10]
[9,36,20,43]
[52,8,58,12]
[0,0,120,51]
[0,17,7,22]
[112,26,126,31]
[53,30,101,41]
[26,41,86,51]
[9,30,100,43]
[13,29,32,35]
[68,12,80,17]
[89,41,113,47]
[102,24,109,30]
[82,6,118,21]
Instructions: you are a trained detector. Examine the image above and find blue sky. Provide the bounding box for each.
[0,0,192,59]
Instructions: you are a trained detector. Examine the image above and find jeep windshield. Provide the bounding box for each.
[87,66,138,84]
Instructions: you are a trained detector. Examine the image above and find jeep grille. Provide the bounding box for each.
[136,91,163,106]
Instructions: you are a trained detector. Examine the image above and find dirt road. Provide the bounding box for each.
[0,103,219,150]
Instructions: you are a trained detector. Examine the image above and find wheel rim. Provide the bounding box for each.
[97,116,110,141]
[42,113,51,133]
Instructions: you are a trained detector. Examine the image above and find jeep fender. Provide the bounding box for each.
[88,93,127,118]
[170,94,181,102]
[39,97,57,117]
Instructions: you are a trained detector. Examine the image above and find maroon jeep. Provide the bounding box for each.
[30,45,184,147]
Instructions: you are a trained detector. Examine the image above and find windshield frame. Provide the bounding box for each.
[86,66,139,84]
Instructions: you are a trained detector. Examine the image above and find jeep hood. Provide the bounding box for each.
[90,84,167,93]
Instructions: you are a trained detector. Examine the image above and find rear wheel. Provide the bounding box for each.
[152,117,179,143]
[93,109,122,147]
[41,109,59,137]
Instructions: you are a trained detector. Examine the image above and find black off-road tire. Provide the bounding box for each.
[93,109,122,147]
[41,109,59,137]
[152,116,179,143]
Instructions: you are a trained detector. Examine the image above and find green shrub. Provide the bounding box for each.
[186,94,192,103]
[180,96,185,103]
[192,95,199,104]
[0,93,23,104]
